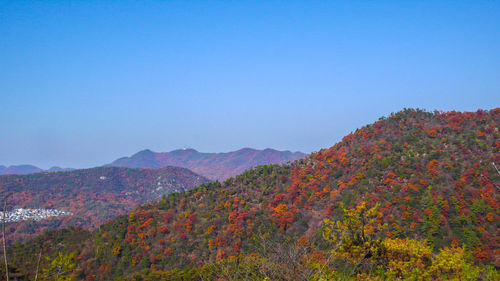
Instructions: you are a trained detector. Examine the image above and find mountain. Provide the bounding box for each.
[5,108,500,280]
[46,166,75,172]
[0,165,73,175]
[108,148,307,181]
[0,166,208,242]
[0,165,43,175]
[0,148,305,180]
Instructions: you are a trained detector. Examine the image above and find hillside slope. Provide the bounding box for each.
[0,166,208,242]
[6,108,499,280]
[108,148,307,181]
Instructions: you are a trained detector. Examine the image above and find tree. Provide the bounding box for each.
[42,252,76,281]
[321,201,387,275]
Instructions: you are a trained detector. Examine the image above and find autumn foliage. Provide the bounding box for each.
[4,108,499,280]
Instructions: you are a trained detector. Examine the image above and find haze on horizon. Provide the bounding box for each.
[1,1,499,169]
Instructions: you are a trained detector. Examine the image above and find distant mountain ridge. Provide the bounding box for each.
[1,148,306,180]
[107,148,307,180]
[0,165,73,175]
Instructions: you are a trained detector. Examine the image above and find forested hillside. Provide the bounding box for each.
[4,109,499,280]
[0,166,208,242]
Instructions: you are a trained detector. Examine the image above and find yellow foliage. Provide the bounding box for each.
[111,244,121,256]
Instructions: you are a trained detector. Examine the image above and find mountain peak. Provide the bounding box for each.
[135,149,155,155]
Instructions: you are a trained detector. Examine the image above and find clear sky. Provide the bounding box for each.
[1,1,499,169]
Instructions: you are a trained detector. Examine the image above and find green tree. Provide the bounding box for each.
[42,251,76,281]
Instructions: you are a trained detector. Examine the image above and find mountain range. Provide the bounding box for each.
[1,148,306,181]
[107,148,307,181]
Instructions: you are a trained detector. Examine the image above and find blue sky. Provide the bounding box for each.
[1,1,499,168]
